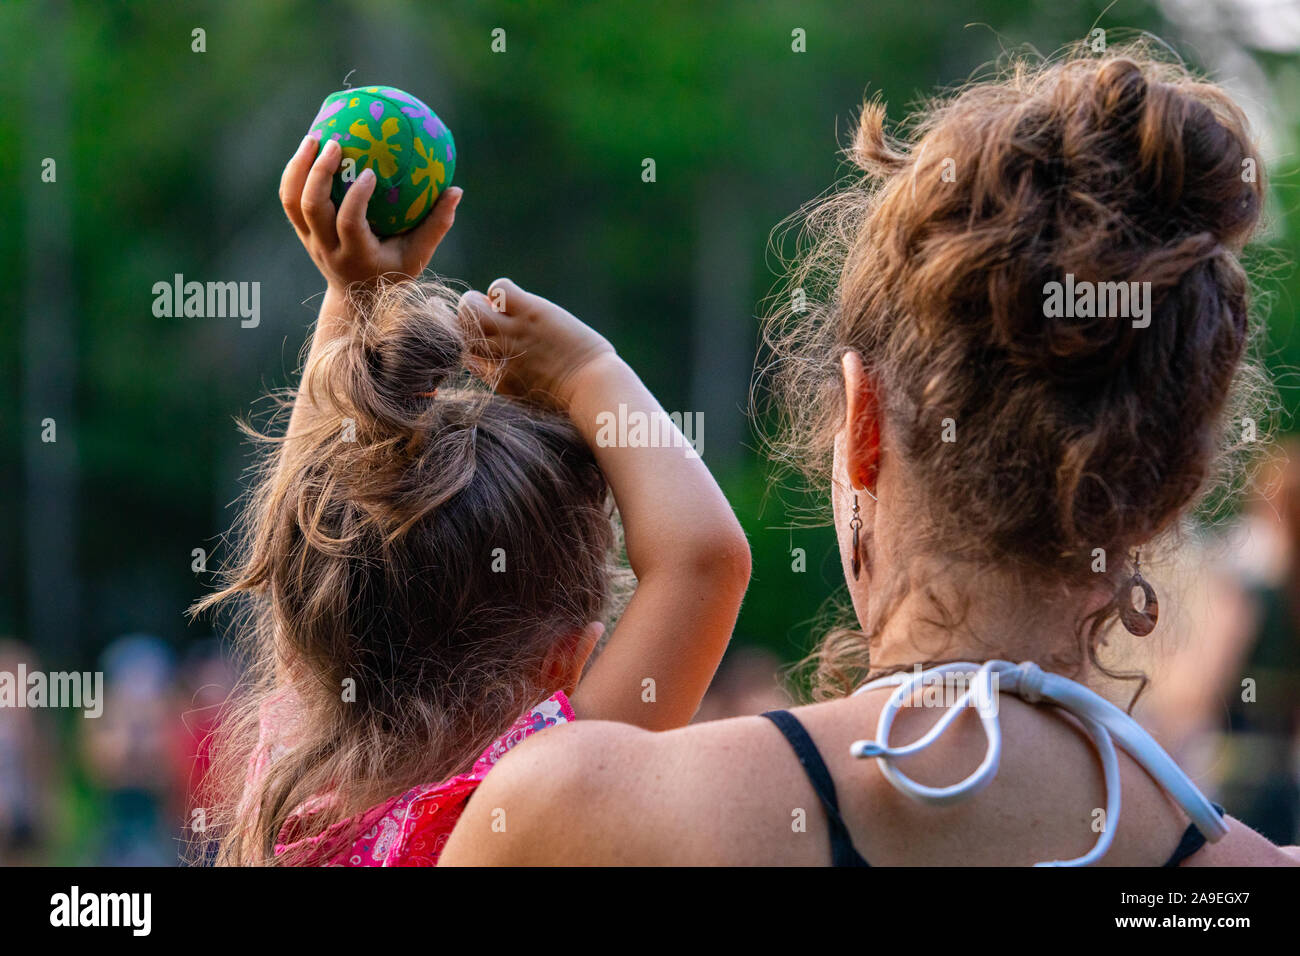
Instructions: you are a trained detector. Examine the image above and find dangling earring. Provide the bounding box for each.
[849,495,863,580]
[1118,550,1158,636]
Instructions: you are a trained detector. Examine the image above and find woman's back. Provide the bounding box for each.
[442,689,1294,866]
[771,690,1194,866]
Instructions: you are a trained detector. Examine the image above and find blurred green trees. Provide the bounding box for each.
[2,0,1298,679]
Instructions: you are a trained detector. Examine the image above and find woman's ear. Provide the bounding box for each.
[841,350,880,492]
[541,621,605,696]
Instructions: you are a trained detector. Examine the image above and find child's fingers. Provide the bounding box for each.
[485,277,546,317]
[457,292,512,385]
[457,289,505,337]
[279,135,318,239]
[336,167,378,253]
[301,138,342,249]
[401,187,463,266]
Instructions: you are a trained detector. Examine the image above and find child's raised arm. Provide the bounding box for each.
[459,281,751,730]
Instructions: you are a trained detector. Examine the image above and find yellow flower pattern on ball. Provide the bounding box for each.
[404,137,447,224]
[308,85,455,235]
[343,116,403,180]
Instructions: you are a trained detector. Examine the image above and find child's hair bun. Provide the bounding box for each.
[359,282,462,413]
[310,280,469,440]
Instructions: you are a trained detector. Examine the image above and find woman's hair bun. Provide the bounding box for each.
[860,48,1266,386]
[1088,56,1260,249]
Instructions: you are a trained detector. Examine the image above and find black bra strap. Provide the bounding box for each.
[764,714,1221,868]
[1164,803,1225,867]
[761,710,870,867]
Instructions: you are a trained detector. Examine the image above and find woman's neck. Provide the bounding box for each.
[864,567,1110,682]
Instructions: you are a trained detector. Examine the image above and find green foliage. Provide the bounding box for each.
[2,0,1296,672]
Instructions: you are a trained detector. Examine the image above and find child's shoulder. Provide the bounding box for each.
[277,692,577,866]
[469,691,576,775]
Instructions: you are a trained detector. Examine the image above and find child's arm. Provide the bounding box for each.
[277,134,463,445]
[459,281,751,730]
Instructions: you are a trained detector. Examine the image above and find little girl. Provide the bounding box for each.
[196,134,751,865]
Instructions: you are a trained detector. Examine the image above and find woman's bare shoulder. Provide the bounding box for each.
[1184,817,1300,866]
[440,696,1300,867]
[438,713,814,865]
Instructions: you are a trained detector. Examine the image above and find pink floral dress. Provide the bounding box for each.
[259,692,575,866]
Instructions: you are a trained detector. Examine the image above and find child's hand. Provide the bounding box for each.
[280,135,463,290]
[458,279,615,408]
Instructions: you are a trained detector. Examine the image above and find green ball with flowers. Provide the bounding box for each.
[307,85,456,236]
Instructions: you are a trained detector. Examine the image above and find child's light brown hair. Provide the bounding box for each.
[761,41,1271,699]
[195,280,623,865]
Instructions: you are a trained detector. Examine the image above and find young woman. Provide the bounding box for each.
[440,46,1300,866]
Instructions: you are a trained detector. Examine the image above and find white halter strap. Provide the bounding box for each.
[850,660,1227,866]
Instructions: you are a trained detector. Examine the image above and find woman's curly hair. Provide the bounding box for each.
[759,40,1273,700]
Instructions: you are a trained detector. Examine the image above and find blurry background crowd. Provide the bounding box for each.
[3,0,1300,863]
